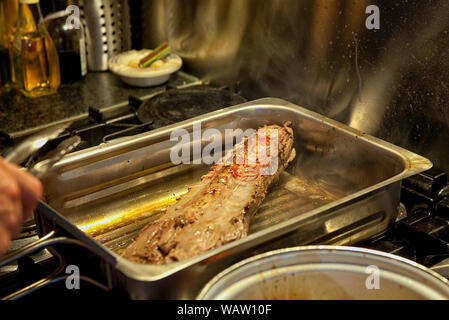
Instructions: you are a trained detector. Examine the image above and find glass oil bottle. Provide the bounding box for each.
[12,0,60,98]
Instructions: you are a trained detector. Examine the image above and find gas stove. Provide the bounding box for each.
[1,87,449,299]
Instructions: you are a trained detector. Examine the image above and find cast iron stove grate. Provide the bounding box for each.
[360,167,449,272]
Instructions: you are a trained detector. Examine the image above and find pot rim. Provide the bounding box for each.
[197,245,449,300]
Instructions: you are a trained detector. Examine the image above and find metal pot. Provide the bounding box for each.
[197,246,449,300]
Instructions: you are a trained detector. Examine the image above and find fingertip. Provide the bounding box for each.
[29,175,43,200]
[18,170,43,201]
[19,174,42,221]
[3,161,42,200]
[6,210,19,231]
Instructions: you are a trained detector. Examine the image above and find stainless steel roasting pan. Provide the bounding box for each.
[0,98,432,299]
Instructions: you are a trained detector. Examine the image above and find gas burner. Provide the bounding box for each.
[1,85,247,158]
[136,85,247,128]
[84,85,246,143]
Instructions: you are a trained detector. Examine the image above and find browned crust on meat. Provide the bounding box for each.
[120,122,296,264]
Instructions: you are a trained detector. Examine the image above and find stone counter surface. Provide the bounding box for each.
[0,71,200,137]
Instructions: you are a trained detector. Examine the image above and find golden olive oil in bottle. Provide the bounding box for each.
[12,0,60,98]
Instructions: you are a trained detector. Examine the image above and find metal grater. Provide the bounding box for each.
[79,0,132,71]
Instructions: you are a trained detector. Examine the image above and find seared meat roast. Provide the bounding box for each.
[121,123,296,264]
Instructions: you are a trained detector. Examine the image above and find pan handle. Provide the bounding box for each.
[0,232,113,300]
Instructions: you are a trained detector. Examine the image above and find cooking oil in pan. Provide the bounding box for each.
[79,163,339,252]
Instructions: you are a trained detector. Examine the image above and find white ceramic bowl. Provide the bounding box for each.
[108,50,183,87]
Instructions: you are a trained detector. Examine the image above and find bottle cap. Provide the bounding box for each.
[20,0,40,4]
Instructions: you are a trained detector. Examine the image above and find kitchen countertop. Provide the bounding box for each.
[0,71,201,138]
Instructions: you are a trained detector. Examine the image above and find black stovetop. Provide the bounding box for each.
[2,87,449,299]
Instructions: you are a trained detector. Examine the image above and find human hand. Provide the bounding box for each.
[0,157,42,255]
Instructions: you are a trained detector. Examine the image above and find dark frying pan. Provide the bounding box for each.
[136,85,247,127]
